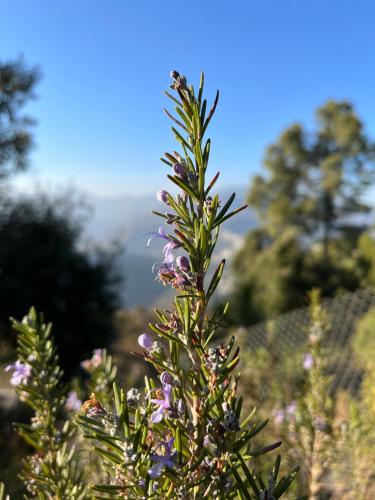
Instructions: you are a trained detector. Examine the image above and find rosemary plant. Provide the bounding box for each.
[81,348,118,407]
[278,290,334,497]
[6,71,298,499]
[7,309,86,499]
[77,71,297,498]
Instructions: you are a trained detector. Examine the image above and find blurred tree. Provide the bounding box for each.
[0,58,39,178]
[230,228,308,324]
[356,232,375,287]
[0,193,122,375]
[231,101,374,324]
[250,101,373,259]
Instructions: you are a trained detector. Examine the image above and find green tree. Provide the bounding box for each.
[250,101,373,259]
[232,101,374,324]
[356,232,375,287]
[0,58,39,178]
[231,228,308,324]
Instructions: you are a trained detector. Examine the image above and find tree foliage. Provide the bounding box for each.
[0,58,39,178]
[0,194,121,375]
[231,101,375,324]
[250,101,373,252]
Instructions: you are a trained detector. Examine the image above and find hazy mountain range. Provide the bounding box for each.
[83,186,257,308]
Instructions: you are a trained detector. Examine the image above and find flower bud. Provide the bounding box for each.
[204,196,213,212]
[170,72,187,90]
[160,371,173,385]
[176,255,190,272]
[314,417,328,432]
[138,333,153,350]
[170,70,180,80]
[179,75,187,87]
[172,273,190,289]
[177,399,185,415]
[65,390,82,412]
[222,401,229,413]
[273,409,285,426]
[156,190,169,205]
[127,388,141,406]
[303,353,314,370]
[203,434,211,446]
[152,341,164,356]
[173,163,186,178]
[286,401,297,415]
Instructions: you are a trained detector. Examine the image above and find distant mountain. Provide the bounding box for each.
[83,186,254,249]
[81,186,257,308]
[119,253,172,309]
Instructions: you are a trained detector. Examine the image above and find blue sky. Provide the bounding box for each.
[2,0,375,197]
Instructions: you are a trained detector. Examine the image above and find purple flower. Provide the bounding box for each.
[176,255,190,272]
[150,384,173,423]
[87,406,105,418]
[172,163,186,178]
[156,266,177,286]
[314,417,328,432]
[286,401,297,416]
[152,259,174,273]
[154,262,191,289]
[148,437,175,479]
[65,391,82,412]
[273,409,285,426]
[273,402,297,426]
[92,349,103,367]
[171,272,190,289]
[203,434,212,446]
[81,348,103,371]
[5,360,31,386]
[157,266,190,290]
[303,353,314,370]
[148,460,164,479]
[156,190,170,205]
[160,371,173,385]
[138,333,153,350]
[147,227,178,265]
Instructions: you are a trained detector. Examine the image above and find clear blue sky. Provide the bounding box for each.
[2,0,375,196]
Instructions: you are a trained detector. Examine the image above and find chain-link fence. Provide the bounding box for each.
[238,287,375,393]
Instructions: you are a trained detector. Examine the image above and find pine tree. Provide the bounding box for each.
[232,101,375,323]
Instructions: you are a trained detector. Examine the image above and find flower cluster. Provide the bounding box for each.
[150,380,173,423]
[147,227,194,289]
[5,359,31,386]
[273,401,297,426]
[148,437,176,479]
[65,390,82,412]
[80,348,103,371]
